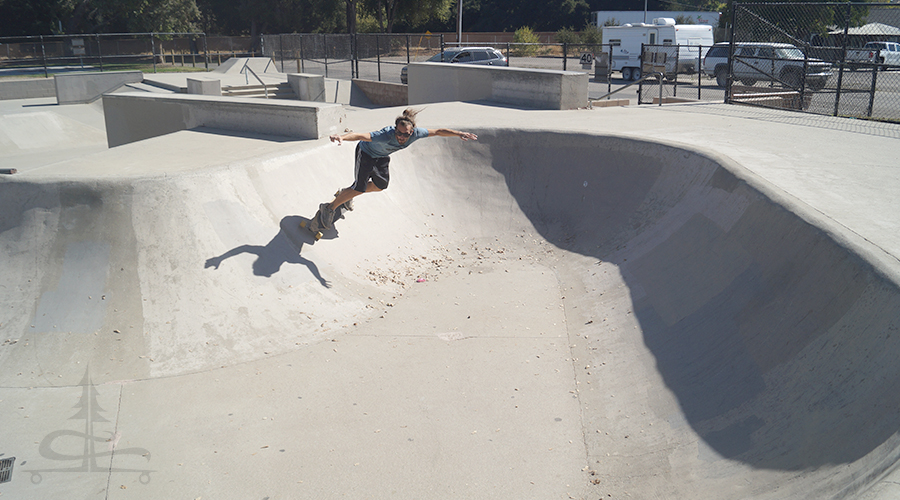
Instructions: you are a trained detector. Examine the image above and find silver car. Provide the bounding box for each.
[401,47,507,84]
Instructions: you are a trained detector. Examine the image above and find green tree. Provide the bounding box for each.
[463,0,591,32]
[198,0,344,35]
[0,0,70,35]
[361,0,451,33]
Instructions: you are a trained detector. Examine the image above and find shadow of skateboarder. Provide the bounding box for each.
[204,216,331,288]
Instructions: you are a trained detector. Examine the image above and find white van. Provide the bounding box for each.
[601,18,714,80]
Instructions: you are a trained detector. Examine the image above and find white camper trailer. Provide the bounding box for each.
[601,18,714,80]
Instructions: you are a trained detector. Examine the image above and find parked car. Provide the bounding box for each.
[847,41,900,71]
[702,42,832,90]
[400,47,507,84]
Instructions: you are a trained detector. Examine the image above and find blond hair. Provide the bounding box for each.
[395,108,420,128]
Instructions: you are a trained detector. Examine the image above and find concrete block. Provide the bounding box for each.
[0,78,56,100]
[187,78,222,96]
[55,71,144,104]
[288,73,326,102]
[351,79,407,107]
[102,92,345,148]
[590,99,629,108]
[407,63,588,110]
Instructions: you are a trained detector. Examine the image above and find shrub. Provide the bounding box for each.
[555,27,580,45]
[512,26,541,56]
[580,24,603,45]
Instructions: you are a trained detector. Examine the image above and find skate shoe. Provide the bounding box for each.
[318,203,336,229]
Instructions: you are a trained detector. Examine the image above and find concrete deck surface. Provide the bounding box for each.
[1,93,900,500]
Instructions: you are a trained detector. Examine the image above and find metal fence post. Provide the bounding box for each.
[96,34,104,72]
[698,48,702,100]
[563,42,567,71]
[351,34,356,79]
[867,66,878,118]
[203,34,209,71]
[300,35,305,73]
[151,34,157,73]
[323,34,329,78]
[834,1,852,117]
[39,35,48,78]
[376,34,381,81]
[726,7,736,103]
[638,43,643,103]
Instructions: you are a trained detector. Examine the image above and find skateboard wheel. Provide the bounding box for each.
[314,232,323,240]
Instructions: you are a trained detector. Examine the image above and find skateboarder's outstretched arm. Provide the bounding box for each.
[427,129,478,141]
[329,132,371,145]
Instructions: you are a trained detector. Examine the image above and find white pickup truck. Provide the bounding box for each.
[847,41,900,70]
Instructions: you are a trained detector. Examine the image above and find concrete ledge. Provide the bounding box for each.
[731,85,811,111]
[55,70,144,104]
[590,98,630,108]
[408,63,588,110]
[0,78,56,100]
[187,77,222,96]
[352,79,408,107]
[288,73,326,102]
[102,92,345,147]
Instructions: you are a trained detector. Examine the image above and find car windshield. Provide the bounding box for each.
[775,47,804,59]
[428,50,462,62]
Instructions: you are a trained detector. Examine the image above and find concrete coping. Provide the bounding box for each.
[407,62,588,110]
[102,92,346,147]
[54,70,144,104]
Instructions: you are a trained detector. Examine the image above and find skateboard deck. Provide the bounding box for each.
[299,203,348,241]
[299,210,325,240]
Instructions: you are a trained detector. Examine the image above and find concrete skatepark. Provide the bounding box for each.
[1,63,900,500]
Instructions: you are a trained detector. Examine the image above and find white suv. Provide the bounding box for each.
[702,42,832,90]
[401,47,507,84]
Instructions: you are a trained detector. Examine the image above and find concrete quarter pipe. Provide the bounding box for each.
[1,107,899,499]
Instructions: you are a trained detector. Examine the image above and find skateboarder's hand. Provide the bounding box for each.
[329,134,343,145]
[459,132,477,141]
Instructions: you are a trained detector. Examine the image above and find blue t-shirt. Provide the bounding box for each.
[359,126,429,158]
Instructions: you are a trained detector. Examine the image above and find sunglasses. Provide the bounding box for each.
[396,130,412,138]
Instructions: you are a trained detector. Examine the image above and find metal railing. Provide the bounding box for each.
[240,62,269,98]
[595,71,666,106]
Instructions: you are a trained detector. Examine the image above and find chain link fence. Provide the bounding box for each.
[261,33,445,82]
[0,33,253,76]
[262,34,635,85]
[714,2,900,122]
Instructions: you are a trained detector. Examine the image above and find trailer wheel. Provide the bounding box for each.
[631,67,642,80]
[621,67,633,80]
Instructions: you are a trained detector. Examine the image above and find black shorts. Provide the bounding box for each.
[352,143,390,192]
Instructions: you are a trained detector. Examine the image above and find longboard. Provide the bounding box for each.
[298,203,348,241]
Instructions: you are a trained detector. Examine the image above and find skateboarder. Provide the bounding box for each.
[317,108,478,229]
